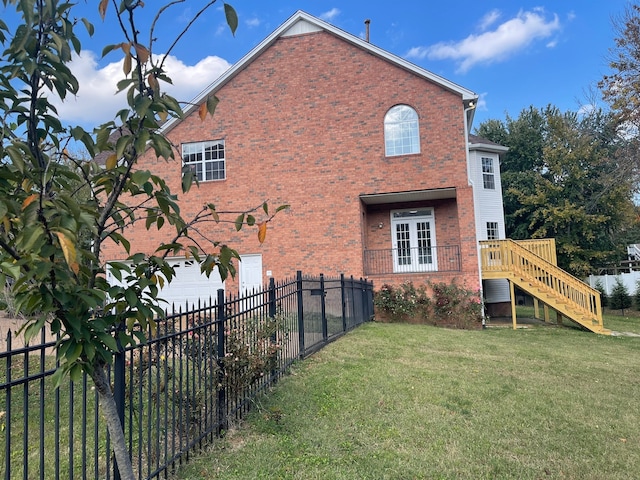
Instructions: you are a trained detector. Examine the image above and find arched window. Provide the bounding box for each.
[384,105,420,156]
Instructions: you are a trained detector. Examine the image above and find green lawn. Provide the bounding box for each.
[173,315,640,480]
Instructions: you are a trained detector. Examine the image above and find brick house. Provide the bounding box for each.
[102,10,509,309]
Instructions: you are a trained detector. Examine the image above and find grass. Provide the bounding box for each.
[173,313,640,480]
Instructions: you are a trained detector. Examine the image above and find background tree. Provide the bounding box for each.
[594,279,609,308]
[600,3,640,137]
[634,280,640,311]
[475,105,639,277]
[609,278,632,314]
[0,1,285,478]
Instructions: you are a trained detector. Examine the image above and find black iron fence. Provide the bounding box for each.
[363,245,461,275]
[0,271,373,479]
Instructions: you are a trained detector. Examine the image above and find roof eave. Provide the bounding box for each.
[469,142,509,153]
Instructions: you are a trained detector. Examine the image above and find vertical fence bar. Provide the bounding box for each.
[268,278,277,379]
[296,271,305,359]
[340,274,347,332]
[39,330,46,480]
[358,277,369,324]
[23,352,29,480]
[216,288,227,434]
[112,325,126,480]
[4,333,11,480]
[320,274,327,343]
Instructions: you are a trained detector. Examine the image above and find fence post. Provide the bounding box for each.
[268,277,278,380]
[360,278,367,325]
[296,271,305,359]
[320,273,328,343]
[112,323,126,480]
[216,288,227,434]
[340,274,347,332]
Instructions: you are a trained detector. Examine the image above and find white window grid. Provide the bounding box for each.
[182,140,226,182]
[384,105,420,156]
[482,157,495,189]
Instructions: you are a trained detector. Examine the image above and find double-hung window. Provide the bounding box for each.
[182,140,226,181]
[482,157,495,190]
[384,105,420,156]
[486,222,499,240]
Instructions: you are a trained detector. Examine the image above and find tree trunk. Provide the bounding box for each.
[91,364,135,480]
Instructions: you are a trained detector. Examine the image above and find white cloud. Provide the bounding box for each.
[245,17,261,28]
[478,9,501,31]
[476,93,488,111]
[47,51,231,127]
[319,8,340,22]
[406,9,561,73]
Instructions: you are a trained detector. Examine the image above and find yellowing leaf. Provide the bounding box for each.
[198,103,207,122]
[21,178,32,191]
[149,318,157,337]
[105,153,118,170]
[123,52,132,75]
[55,231,79,275]
[121,42,131,55]
[22,194,38,210]
[98,0,109,20]
[158,110,168,122]
[134,43,149,63]
[147,73,159,92]
[258,222,267,244]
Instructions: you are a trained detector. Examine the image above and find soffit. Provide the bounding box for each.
[360,188,457,205]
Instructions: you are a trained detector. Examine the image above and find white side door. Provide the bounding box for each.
[239,254,263,295]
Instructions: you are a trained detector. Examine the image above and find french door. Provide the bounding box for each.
[391,209,437,272]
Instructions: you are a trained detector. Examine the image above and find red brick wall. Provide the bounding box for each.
[102,30,479,292]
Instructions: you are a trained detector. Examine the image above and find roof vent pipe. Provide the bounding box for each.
[365,19,371,42]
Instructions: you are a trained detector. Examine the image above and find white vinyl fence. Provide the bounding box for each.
[587,271,640,296]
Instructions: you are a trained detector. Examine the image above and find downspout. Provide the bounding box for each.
[463,99,486,323]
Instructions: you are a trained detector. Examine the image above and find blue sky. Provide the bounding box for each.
[1,0,631,130]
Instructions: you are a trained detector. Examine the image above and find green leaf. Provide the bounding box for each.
[206,95,219,117]
[182,167,194,193]
[263,202,269,215]
[246,215,255,226]
[101,44,120,58]
[81,18,95,36]
[235,213,245,231]
[66,342,84,364]
[224,4,238,36]
[125,288,138,306]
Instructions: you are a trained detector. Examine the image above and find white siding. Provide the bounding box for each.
[470,149,510,303]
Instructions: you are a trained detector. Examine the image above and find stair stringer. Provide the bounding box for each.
[505,271,610,335]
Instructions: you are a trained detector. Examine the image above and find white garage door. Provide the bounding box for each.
[106,257,224,311]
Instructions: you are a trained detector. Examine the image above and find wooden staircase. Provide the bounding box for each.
[480,239,610,335]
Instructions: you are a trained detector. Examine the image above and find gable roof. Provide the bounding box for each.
[161,10,478,134]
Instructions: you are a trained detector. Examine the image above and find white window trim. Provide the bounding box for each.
[481,156,495,190]
[384,105,420,157]
[182,140,226,182]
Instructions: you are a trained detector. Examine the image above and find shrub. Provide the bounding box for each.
[430,282,483,329]
[609,278,632,314]
[374,281,482,329]
[374,283,430,322]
